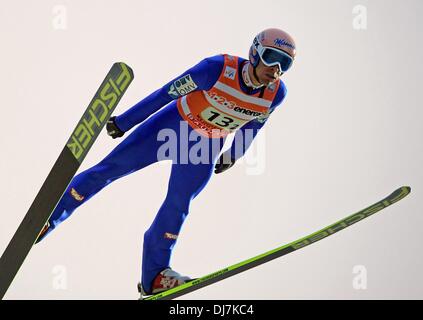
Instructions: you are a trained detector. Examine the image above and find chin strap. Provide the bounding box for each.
[252,65,262,86]
[242,62,263,89]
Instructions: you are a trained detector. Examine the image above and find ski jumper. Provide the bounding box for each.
[36,54,287,293]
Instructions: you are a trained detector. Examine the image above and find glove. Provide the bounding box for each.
[106,116,125,139]
[214,153,236,174]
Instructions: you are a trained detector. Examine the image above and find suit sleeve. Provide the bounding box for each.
[114,55,224,132]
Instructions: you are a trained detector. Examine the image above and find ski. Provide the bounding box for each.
[144,186,411,300]
[0,62,134,299]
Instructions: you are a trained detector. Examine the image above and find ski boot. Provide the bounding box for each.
[138,268,192,299]
[35,221,51,243]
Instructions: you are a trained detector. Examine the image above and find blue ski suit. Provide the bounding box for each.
[37,54,287,293]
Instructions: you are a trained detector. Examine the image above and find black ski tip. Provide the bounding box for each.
[113,62,134,77]
[388,186,411,203]
[400,186,411,194]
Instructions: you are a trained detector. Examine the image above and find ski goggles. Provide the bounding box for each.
[254,38,294,72]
